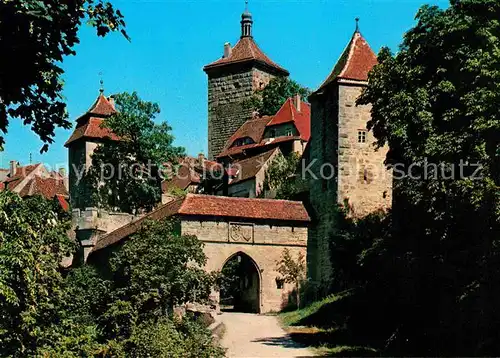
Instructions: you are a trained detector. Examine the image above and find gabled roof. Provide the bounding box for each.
[204,37,289,75]
[4,164,42,191]
[92,194,310,252]
[317,31,377,91]
[65,117,119,147]
[19,176,68,199]
[86,94,117,118]
[218,97,310,158]
[229,147,279,185]
[266,98,311,141]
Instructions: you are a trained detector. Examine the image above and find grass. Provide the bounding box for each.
[279,290,379,357]
[280,290,353,327]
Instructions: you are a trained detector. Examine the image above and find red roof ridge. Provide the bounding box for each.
[204,37,289,75]
[183,193,303,206]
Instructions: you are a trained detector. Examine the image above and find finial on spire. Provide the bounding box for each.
[355,17,360,33]
[99,72,104,94]
[245,0,249,12]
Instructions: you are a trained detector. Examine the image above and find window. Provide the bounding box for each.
[276,278,284,289]
[286,129,293,136]
[358,130,367,143]
[270,129,276,138]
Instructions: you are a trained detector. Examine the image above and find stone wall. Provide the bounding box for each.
[337,84,392,216]
[308,82,392,294]
[207,66,279,159]
[181,218,307,313]
[308,86,339,290]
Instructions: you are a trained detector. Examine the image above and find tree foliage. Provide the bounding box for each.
[0,191,76,355]
[88,91,185,213]
[277,249,306,309]
[260,152,308,200]
[246,77,311,116]
[0,191,222,356]
[0,0,128,152]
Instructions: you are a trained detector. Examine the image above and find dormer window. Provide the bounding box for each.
[270,129,276,138]
[286,129,293,137]
[232,137,254,147]
[358,130,367,143]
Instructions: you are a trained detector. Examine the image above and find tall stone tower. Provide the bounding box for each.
[65,91,118,209]
[203,7,289,159]
[308,22,392,291]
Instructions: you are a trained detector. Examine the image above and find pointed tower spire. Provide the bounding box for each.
[241,0,253,38]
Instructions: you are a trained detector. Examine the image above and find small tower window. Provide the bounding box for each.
[276,278,284,289]
[358,130,367,143]
[286,129,293,136]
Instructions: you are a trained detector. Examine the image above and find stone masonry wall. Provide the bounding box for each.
[308,83,392,294]
[181,218,307,313]
[207,66,278,159]
[308,87,339,291]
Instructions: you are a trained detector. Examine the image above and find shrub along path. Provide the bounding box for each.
[220,312,315,357]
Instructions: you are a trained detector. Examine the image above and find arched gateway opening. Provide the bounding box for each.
[219,252,260,313]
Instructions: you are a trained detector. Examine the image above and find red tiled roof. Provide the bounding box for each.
[204,37,288,75]
[266,99,311,141]
[87,94,116,117]
[4,164,41,191]
[229,148,279,185]
[218,135,300,158]
[56,194,70,212]
[162,164,201,192]
[92,194,310,252]
[65,117,119,146]
[318,31,377,90]
[19,176,68,198]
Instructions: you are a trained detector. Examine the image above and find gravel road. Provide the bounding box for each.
[220,312,315,358]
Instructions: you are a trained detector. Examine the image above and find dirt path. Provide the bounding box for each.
[220,312,315,358]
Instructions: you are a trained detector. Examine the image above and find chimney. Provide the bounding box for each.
[59,167,69,191]
[223,42,232,58]
[108,95,115,109]
[293,94,301,112]
[9,160,17,177]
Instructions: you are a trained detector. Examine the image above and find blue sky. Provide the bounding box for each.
[1,0,449,170]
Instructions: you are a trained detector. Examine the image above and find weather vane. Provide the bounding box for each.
[245,0,248,11]
[355,17,360,32]
[99,71,104,94]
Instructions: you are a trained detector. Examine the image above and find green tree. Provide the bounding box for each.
[100,219,216,340]
[0,0,128,152]
[276,249,306,309]
[0,191,76,355]
[246,77,311,116]
[260,152,308,200]
[88,91,185,214]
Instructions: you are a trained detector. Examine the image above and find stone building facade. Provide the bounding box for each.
[308,28,392,290]
[203,9,289,159]
[88,194,310,313]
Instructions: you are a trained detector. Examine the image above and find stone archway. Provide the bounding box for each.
[220,252,261,313]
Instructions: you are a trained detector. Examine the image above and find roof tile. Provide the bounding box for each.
[93,194,310,252]
[204,37,288,75]
[318,31,377,90]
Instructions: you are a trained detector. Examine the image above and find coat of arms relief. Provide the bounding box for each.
[229,223,254,243]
